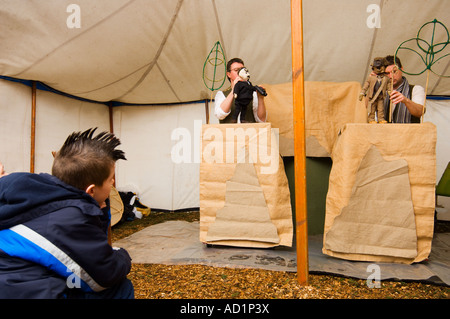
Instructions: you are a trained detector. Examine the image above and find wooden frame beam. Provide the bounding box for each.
[30,81,37,173]
[291,0,309,285]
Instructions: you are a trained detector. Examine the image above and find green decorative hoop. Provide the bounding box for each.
[394,19,450,77]
[202,41,227,91]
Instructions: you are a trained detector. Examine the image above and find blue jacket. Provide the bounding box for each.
[0,172,132,298]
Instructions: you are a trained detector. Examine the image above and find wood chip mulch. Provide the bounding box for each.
[112,211,449,299]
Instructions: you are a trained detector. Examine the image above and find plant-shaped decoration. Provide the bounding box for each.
[394,19,450,122]
[202,41,227,95]
[202,41,227,123]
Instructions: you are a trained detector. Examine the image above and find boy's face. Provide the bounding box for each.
[90,164,115,207]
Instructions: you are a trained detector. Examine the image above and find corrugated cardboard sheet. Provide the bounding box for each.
[323,123,437,264]
[199,123,293,248]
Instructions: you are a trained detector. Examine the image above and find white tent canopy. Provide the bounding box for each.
[2,0,450,102]
[0,0,292,104]
[1,0,450,211]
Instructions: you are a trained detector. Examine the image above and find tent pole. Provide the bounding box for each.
[109,102,114,134]
[422,69,430,123]
[30,81,37,173]
[291,0,309,286]
[108,101,114,246]
[205,99,210,124]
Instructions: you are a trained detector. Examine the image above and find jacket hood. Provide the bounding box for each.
[0,172,99,230]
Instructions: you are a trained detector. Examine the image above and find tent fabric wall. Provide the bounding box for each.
[303,0,450,95]
[113,103,205,211]
[0,0,292,104]
[34,88,110,174]
[1,0,448,104]
[2,78,450,212]
[424,99,450,181]
[0,79,31,172]
[0,79,205,211]
[0,79,110,173]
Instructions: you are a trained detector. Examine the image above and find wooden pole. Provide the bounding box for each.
[205,99,210,124]
[30,81,37,173]
[422,69,430,123]
[109,102,114,134]
[108,102,115,246]
[389,65,397,123]
[291,0,309,285]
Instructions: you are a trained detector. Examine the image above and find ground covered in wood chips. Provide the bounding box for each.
[111,211,449,299]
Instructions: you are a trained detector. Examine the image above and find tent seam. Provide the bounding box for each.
[114,0,184,101]
[12,0,137,78]
[212,0,227,60]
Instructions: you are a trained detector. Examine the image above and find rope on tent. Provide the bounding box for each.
[202,41,227,123]
[394,19,450,122]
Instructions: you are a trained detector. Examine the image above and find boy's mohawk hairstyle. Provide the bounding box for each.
[60,127,126,161]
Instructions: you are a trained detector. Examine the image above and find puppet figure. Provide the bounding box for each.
[232,67,255,123]
[359,57,391,124]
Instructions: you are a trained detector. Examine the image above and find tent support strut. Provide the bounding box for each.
[291,0,309,286]
[30,81,36,173]
[205,99,210,124]
[108,101,114,246]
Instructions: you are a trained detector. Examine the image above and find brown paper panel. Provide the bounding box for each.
[200,123,293,248]
[325,145,417,258]
[206,162,280,244]
[323,123,436,264]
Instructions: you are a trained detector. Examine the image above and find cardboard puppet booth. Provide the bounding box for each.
[263,81,436,263]
[323,123,436,264]
[200,80,437,265]
[199,123,293,248]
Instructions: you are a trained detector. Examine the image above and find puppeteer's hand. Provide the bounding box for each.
[390,90,406,105]
[255,85,267,97]
[231,77,241,91]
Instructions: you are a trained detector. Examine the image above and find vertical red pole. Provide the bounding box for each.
[291,0,309,285]
[108,102,114,246]
[30,81,36,173]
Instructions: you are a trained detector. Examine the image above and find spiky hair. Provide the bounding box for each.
[59,128,126,161]
[52,128,126,190]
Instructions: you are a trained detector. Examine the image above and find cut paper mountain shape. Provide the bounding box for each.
[325,145,418,259]
[206,160,280,245]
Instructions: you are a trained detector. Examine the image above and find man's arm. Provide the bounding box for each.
[218,88,235,114]
[390,85,425,118]
[216,77,243,115]
[255,91,267,122]
[214,91,230,120]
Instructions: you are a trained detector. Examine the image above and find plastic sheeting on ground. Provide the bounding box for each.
[113,220,450,286]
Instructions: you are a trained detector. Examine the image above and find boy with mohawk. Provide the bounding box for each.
[0,128,134,299]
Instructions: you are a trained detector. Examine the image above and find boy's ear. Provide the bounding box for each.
[85,184,96,197]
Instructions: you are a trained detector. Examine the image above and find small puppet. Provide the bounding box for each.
[231,67,267,123]
[232,67,255,123]
[359,57,391,124]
